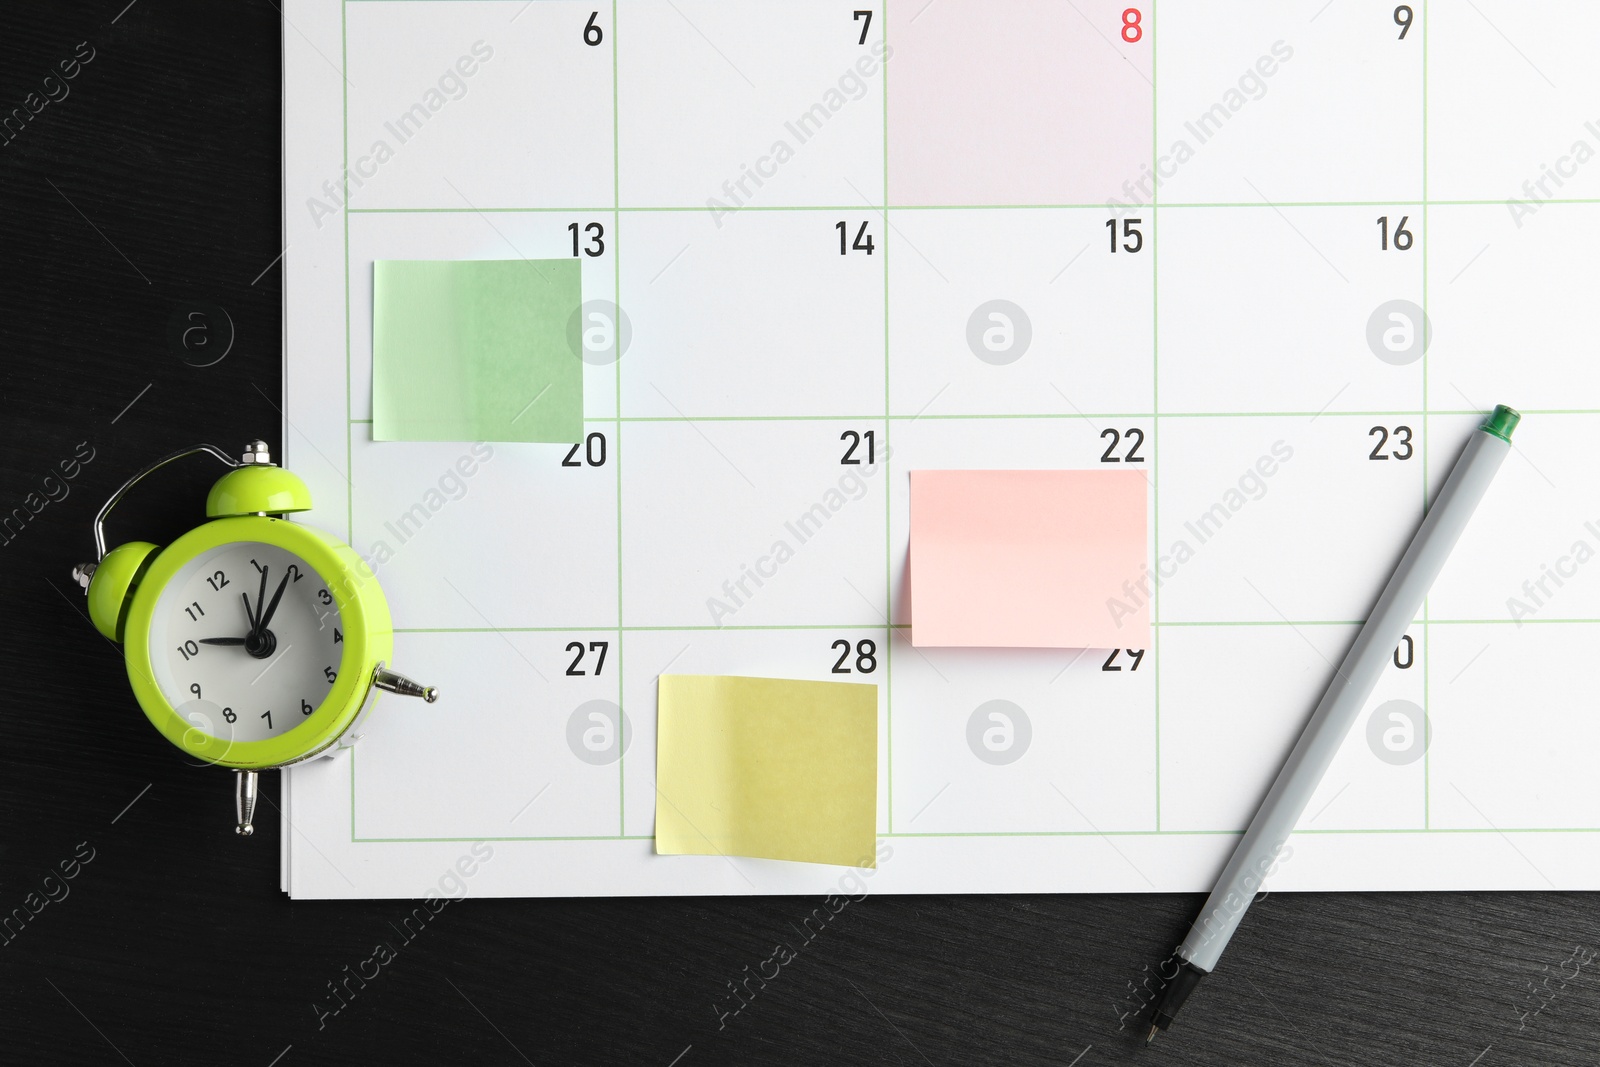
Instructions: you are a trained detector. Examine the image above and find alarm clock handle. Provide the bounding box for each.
[87,443,243,561]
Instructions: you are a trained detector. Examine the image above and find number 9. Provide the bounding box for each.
[1394,5,1413,40]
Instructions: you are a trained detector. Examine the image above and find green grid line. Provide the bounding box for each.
[345,198,1600,215]
[342,0,352,548]
[876,827,1600,837]
[351,826,1600,844]
[396,625,903,635]
[1150,0,1161,833]
[882,0,894,836]
[391,618,1600,634]
[356,835,656,843]
[613,0,625,837]
[343,409,1600,427]
[343,0,355,844]
[1422,0,1431,830]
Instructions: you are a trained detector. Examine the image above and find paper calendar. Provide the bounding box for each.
[282,0,1600,897]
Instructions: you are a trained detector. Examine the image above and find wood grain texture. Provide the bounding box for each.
[0,4,1595,1065]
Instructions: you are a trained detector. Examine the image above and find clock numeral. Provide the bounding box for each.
[206,570,229,591]
[333,628,343,644]
[222,706,236,723]
[184,600,205,621]
[250,558,266,574]
[301,699,315,716]
[583,10,603,46]
[317,588,333,605]
[189,683,202,699]
[261,710,273,730]
[287,564,304,583]
[565,640,610,676]
[324,666,337,683]
[177,639,199,661]
[853,9,872,44]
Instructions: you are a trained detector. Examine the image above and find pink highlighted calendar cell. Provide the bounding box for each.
[887,0,1153,206]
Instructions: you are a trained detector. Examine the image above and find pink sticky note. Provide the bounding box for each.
[910,470,1149,649]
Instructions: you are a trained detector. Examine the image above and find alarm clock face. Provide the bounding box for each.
[147,541,345,745]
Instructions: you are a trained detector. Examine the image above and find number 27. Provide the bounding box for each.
[566,641,609,676]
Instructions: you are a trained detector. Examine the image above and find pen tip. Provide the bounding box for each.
[1145,1024,1159,1045]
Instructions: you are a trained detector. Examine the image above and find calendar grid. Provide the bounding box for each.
[327,1,1578,851]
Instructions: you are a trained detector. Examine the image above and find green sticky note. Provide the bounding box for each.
[373,259,582,443]
[655,674,879,868]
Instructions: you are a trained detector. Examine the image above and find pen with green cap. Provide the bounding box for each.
[1147,404,1522,1042]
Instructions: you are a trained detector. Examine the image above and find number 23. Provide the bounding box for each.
[1368,425,1413,461]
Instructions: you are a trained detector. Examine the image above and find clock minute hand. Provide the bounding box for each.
[255,571,292,635]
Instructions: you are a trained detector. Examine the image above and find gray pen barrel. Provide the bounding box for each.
[1177,426,1512,973]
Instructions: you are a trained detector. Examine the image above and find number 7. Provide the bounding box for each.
[854,10,872,45]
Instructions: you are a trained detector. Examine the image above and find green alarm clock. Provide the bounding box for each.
[73,440,436,836]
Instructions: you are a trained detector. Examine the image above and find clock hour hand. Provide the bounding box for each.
[249,565,269,636]
[200,637,249,646]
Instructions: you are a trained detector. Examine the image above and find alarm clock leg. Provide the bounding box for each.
[234,769,259,836]
[373,666,438,704]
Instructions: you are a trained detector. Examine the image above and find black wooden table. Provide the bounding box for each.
[1,4,1594,1064]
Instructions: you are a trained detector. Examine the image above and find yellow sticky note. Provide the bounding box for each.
[655,675,878,868]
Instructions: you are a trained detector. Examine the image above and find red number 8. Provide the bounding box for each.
[1121,8,1142,42]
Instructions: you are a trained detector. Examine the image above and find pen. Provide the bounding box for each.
[1147,404,1521,1042]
